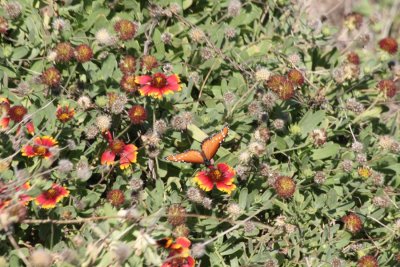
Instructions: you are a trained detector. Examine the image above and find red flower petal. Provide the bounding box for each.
[26,121,35,135]
[0,117,10,129]
[167,74,180,84]
[119,144,138,169]
[193,171,214,191]
[186,256,195,267]
[136,75,152,84]
[40,136,58,147]
[175,237,191,248]
[215,181,236,194]
[101,150,116,165]
[21,145,36,157]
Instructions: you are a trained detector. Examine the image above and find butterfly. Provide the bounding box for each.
[165,126,229,166]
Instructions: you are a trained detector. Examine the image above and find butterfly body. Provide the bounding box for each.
[165,126,229,166]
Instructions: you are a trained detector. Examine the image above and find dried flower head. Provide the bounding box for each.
[119,56,136,74]
[114,19,137,41]
[58,159,73,173]
[55,42,74,62]
[41,67,61,87]
[310,128,327,146]
[248,141,266,156]
[346,98,364,114]
[76,160,92,181]
[344,12,363,30]
[112,243,131,264]
[347,52,360,65]
[372,196,391,208]
[377,79,397,98]
[288,53,301,65]
[5,1,22,19]
[357,255,378,267]
[107,189,125,207]
[314,171,326,184]
[95,28,115,46]
[255,68,271,82]
[30,249,53,267]
[77,96,91,110]
[351,141,364,153]
[85,125,99,140]
[341,159,353,172]
[223,91,236,105]
[274,176,296,198]
[74,44,93,63]
[379,37,398,54]
[287,69,304,86]
[141,55,158,71]
[96,115,111,132]
[167,204,187,226]
[120,74,138,93]
[202,197,212,209]
[52,18,69,31]
[130,178,143,191]
[225,27,236,39]
[186,187,204,203]
[248,101,262,117]
[356,153,367,164]
[189,28,206,43]
[227,0,241,17]
[200,47,213,60]
[227,203,242,217]
[154,120,168,135]
[273,119,285,130]
[342,213,362,233]
[191,243,206,258]
[161,32,173,44]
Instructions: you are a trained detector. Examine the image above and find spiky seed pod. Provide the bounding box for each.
[265,75,285,92]
[351,141,364,153]
[202,197,212,209]
[342,213,362,234]
[52,18,69,31]
[129,178,143,191]
[288,53,301,65]
[378,135,393,150]
[55,42,74,62]
[276,79,295,100]
[114,19,136,41]
[77,96,91,110]
[74,44,92,63]
[248,141,266,156]
[109,94,127,114]
[356,154,367,164]
[120,74,138,93]
[377,79,397,98]
[107,189,125,207]
[119,56,136,74]
[223,92,236,104]
[378,37,398,54]
[167,204,187,226]
[273,119,285,130]
[372,196,391,208]
[357,255,379,267]
[248,101,262,117]
[287,69,304,86]
[274,176,296,199]
[41,67,61,87]
[243,221,256,233]
[347,52,360,65]
[191,243,206,258]
[85,125,99,140]
[58,159,73,173]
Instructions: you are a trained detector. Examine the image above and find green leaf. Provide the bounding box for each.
[311,142,340,160]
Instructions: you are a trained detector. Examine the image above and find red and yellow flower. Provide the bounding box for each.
[0,97,35,135]
[161,237,195,267]
[56,105,75,123]
[21,136,58,159]
[0,182,32,210]
[193,163,236,194]
[136,73,181,99]
[35,184,69,209]
[101,136,138,170]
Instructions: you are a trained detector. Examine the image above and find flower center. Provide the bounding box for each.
[151,73,167,88]
[110,140,125,154]
[9,106,27,122]
[210,169,223,181]
[58,113,70,121]
[33,145,47,156]
[134,108,144,117]
[45,188,58,199]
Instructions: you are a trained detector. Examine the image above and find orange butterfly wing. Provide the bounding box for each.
[201,126,229,161]
[165,149,205,164]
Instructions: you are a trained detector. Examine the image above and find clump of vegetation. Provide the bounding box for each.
[0,0,400,266]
